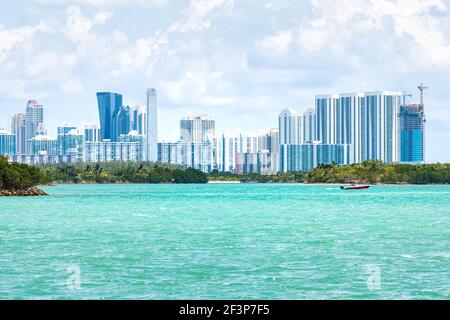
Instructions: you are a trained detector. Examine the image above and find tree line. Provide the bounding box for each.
[2,156,450,191]
[0,156,49,190]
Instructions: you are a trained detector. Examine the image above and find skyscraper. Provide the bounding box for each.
[0,129,16,156]
[131,105,147,135]
[363,91,402,163]
[400,104,425,163]
[180,115,215,143]
[278,109,303,145]
[84,125,101,143]
[112,105,131,140]
[146,88,158,162]
[96,92,123,141]
[25,100,44,153]
[315,95,339,144]
[57,124,84,161]
[303,108,316,144]
[11,113,26,155]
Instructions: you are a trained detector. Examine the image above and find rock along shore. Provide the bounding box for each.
[0,188,48,197]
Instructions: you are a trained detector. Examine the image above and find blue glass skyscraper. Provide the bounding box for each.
[96,92,123,141]
[400,104,425,163]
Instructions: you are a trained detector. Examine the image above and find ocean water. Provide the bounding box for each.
[0,184,449,300]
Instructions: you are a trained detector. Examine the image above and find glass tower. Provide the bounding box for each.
[146,89,158,162]
[400,104,425,163]
[96,92,123,141]
[25,100,44,154]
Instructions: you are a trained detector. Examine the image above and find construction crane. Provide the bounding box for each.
[418,83,428,106]
[402,92,412,107]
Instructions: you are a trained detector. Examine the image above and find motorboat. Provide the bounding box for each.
[340,185,370,190]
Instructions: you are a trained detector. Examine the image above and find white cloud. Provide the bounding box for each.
[259,30,293,52]
[33,0,168,8]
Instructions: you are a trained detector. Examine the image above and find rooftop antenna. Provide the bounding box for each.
[418,83,428,106]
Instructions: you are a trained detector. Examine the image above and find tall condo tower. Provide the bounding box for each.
[278,109,303,145]
[362,91,402,163]
[25,100,44,154]
[180,115,215,143]
[96,92,123,141]
[11,113,26,155]
[146,88,158,162]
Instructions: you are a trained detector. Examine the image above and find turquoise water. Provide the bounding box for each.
[0,184,449,300]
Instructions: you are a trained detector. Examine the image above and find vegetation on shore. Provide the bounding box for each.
[2,156,449,195]
[306,161,450,185]
[208,161,450,185]
[208,170,306,183]
[40,162,208,184]
[0,156,48,191]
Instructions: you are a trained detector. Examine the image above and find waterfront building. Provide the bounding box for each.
[146,88,158,162]
[236,152,258,174]
[119,131,145,161]
[85,141,141,163]
[96,92,123,141]
[400,104,426,163]
[180,115,215,143]
[85,125,101,143]
[0,129,16,155]
[112,105,131,141]
[279,109,303,145]
[258,150,279,175]
[11,113,26,155]
[315,95,339,144]
[131,105,147,135]
[157,141,213,173]
[362,91,402,163]
[216,135,238,173]
[25,100,44,153]
[258,129,279,154]
[28,135,58,156]
[9,154,79,165]
[280,143,350,172]
[57,124,84,162]
[303,108,316,144]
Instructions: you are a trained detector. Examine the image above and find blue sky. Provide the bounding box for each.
[1,0,449,162]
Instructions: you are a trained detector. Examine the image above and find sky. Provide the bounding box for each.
[0,0,449,163]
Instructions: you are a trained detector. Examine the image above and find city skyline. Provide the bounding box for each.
[1,1,449,162]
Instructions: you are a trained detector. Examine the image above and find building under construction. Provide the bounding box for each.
[400,84,427,163]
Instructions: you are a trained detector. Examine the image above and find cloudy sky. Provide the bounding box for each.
[1,0,449,162]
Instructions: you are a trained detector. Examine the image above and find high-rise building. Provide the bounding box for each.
[258,129,279,154]
[315,95,339,144]
[25,100,44,153]
[303,108,315,144]
[28,135,58,156]
[280,143,350,172]
[334,93,365,164]
[85,141,142,163]
[57,124,84,162]
[216,135,237,173]
[157,141,213,173]
[96,92,123,141]
[180,115,215,143]
[146,88,158,162]
[0,129,16,155]
[131,105,147,135]
[85,125,101,143]
[112,105,131,141]
[279,109,303,145]
[362,91,402,163]
[400,104,425,163]
[11,113,26,155]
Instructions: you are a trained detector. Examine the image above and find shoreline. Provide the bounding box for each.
[0,188,48,197]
